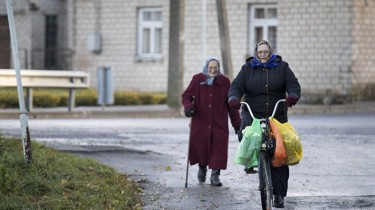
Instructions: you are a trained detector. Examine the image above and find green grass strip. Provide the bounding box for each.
[0,136,143,209]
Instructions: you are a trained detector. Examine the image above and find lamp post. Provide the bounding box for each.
[6,0,32,163]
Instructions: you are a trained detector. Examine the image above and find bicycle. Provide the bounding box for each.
[240,99,286,210]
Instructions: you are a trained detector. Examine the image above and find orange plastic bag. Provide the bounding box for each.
[269,119,287,167]
[270,118,302,165]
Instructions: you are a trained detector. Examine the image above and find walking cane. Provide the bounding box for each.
[185,118,192,188]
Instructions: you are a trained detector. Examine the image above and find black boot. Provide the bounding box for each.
[197,165,207,183]
[273,195,285,208]
[210,169,222,186]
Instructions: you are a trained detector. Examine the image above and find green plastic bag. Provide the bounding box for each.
[234,119,262,168]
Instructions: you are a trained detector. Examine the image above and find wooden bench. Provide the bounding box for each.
[0,69,89,111]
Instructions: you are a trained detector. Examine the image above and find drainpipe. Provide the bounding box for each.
[67,0,75,69]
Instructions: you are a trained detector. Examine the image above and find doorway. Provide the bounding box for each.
[0,16,10,69]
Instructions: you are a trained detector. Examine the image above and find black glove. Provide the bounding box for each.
[184,108,194,117]
[234,126,240,135]
[238,131,243,142]
[286,96,299,108]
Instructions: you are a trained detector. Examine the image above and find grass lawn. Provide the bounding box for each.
[0,136,143,209]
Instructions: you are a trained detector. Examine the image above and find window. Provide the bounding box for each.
[45,15,58,69]
[137,8,163,60]
[249,5,278,55]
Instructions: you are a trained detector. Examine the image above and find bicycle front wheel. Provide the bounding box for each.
[258,151,273,210]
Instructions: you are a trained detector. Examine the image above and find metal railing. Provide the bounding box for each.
[0,69,89,111]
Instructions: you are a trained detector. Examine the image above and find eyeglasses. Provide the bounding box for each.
[257,50,270,55]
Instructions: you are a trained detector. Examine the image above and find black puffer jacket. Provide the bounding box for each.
[228,55,301,126]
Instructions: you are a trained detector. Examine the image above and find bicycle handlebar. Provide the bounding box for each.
[240,99,286,120]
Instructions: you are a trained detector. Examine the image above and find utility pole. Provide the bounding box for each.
[6,0,32,163]
[216,0,233,79]
[167,0,185,109]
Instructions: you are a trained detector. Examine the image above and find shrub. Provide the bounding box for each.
[33,92,60,107]
[76,89,98,106]
[0,88,167,108]
[114,92,167,105]
[0,89,19,108]
[114,92,141,105]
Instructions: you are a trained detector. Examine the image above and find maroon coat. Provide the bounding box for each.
[182,73,241,169]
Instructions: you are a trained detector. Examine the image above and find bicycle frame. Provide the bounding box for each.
[240,99,286,210]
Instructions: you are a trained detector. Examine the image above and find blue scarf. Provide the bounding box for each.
[201,58,221,86]
[250,54,279,68]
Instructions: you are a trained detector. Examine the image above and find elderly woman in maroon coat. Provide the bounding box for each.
[182,58,241,187]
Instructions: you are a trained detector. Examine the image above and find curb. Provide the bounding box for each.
[0,102,374,119]
[288,101,375,115]
[0,105,181,119]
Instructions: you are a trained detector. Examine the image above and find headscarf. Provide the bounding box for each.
[250,54,279,68]
[250,40,279,68]
[201,57,220,86]
[254,40,273,61]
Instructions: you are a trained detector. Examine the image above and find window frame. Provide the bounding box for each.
[137,7,163,60]
[249,4,278,55]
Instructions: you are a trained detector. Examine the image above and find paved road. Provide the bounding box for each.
[0,113,374,209]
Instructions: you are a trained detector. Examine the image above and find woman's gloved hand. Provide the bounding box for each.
[229,99,241,110]
[184,108,195,117]
[286,96,298,108]
[234,126,240,134]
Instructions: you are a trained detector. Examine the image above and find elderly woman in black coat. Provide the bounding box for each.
[228,40,301,208]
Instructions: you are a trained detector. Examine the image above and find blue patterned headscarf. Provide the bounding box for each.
[201,58,221,86]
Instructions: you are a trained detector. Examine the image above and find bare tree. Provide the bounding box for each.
[167,0,185,109]
[216,0,233,79]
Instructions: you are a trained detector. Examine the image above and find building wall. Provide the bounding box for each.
[183,0,277,90]
[0,1,31,69]
[278,0,354,103]
[0,0,69,70]
[73,0,170,92]
[73,0,277,93]
[352,0,375,101]
[32,0,69,70]
[73,0,227,92]
[185,0,367,103]
[3,0,374,102]
[72,0,375,103]
[184,0,221,84]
